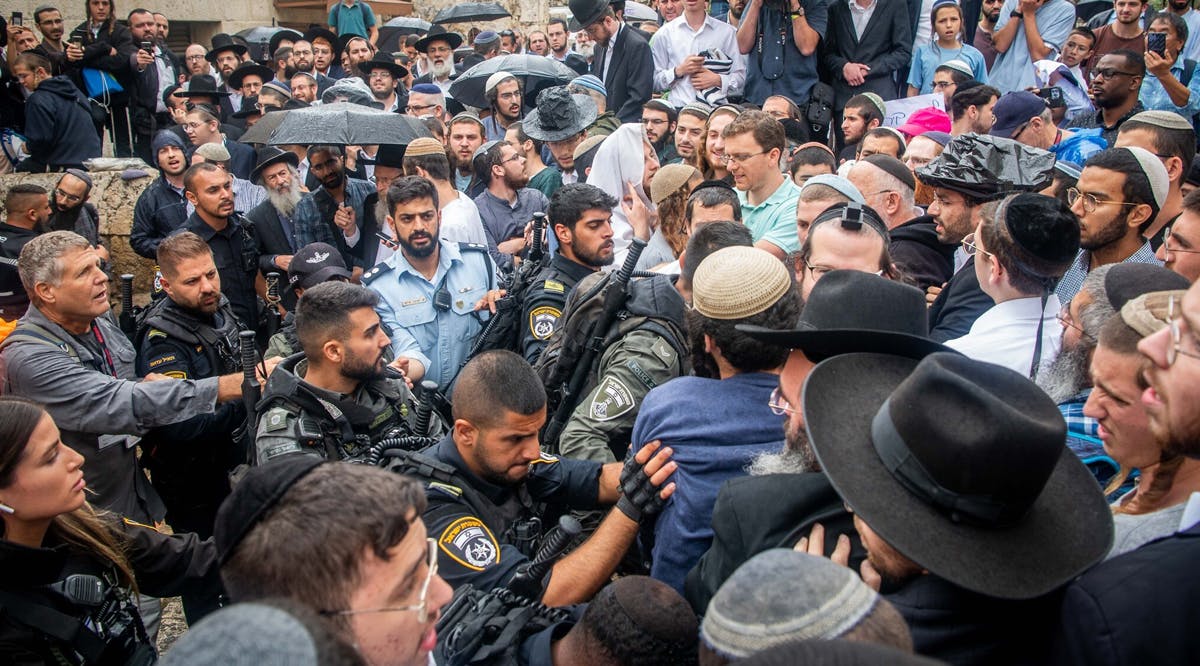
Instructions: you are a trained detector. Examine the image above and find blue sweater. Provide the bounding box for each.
[631,372,785,593]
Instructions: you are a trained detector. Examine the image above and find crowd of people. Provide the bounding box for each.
[3,0,1200,664]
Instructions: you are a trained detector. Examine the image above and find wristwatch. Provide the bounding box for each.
[1010,10,1023,18]
[789,8,805,18]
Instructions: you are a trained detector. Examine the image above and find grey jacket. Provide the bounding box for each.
[0,306,220,522]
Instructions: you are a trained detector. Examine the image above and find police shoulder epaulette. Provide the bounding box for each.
[429,481,463,498]
[361,262,393,285]
[457,242,489,254]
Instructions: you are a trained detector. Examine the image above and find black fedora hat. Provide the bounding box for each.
[227,62,275,91]
[207,33,249,63]
[521,85,598,142]
[177,74,232,98]
[738,270,952,362]
[251,146,299,184]
[232,95,262,119]
[357,52,409,80]
[414,25,464,53]
[804,352,1113,600]
[268,28,303,59]
[337,31,371,55]
[304,25,342,57]
[569,0,610,30]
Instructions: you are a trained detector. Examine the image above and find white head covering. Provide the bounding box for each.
[587,123,657,267]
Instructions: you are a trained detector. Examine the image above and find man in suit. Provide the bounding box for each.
[63,0,136,156]
[245,147,302,276]
[570,0,654,123]
[822,0,912,148]
[127,9,180,165]
[181,103,257,181]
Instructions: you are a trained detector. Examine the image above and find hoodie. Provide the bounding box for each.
[20,75,102,171]
[889,214,957,293]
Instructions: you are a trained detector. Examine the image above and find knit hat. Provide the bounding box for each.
[680,101,713,119]
[650,164,699,205]
[692,246,792,320]
[862,154,915,191]
[1104,263,1190,312]
[152,129,187,155]
[800,174,865,203]
[573,134,607,160]
[937,59,974,78]
[214,456,325,564]
[1123,146,1170,210]
[859,92,886,119]
[195,142,232,162]
[405,137,446,158]
[1127,109,1195,131]
[700,549,881,659]
[1120,290,1187,336]
[570,74,607,97]
[449,111,486,132]
[485,71,516,96]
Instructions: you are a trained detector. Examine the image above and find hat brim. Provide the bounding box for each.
[282,265,352,311]
[521,93,599,142]
[206,43,249,63]
[267,29,304,58]
[358,60,410,80]
[178,88,232,98]
[251,151,300,184]
[803,353,1114,600]
[414,32,464,52]
[737,324,954,363]
[228,64,276,91]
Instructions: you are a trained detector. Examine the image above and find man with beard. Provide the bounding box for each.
[255,281,425,462]
[0,185,51,322]
[642,100,678,165]
[473,140,549,272]
[357,51,407,113]
[520,183,617,362]
[482,73,522,141]
[507,121,562,198]
[527,30,548,55]
[973,0,1004,68]
[1054,280,1200,665]
[548,17,589,74]
[305,27,345,80]
[264,242,352,358]
[685,270,951,613]
[1167,0,1200,60]
[630,246,799,594]
[183,44,210,78]
[411,27,461,94]
[293,145,375,276]
[674,103,709,165]
[1057,147,1167,303]
[33,6,67,56]
[405,83,447,121]
[177,162,263,331]
[571,0,654,123]
[448,113,485,193]
[363,176,501,389]
[135,232,248,547]
[1067,50,1146,146]
[47,170,109,264]
[127,8,180,165]
[245,147,303,275]
[1086,0,1148,72]
[401,137,489,247]
[206,34,247,119]
[949,83,1000,136]
[132,130,191,260]
[289,69,319,104]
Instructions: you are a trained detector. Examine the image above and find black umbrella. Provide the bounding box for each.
[433,2,511,25]
[449,54,577,109]
[235,26,298,63]
[267,102,432,146]
[378,17,432,53]
[237,109,288,145]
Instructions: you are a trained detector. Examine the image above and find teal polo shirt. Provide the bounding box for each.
[738,177,801,255]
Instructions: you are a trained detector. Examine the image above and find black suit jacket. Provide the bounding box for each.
[684,472,863,615]
[591,25,654,124]
[223,137,257,181]
[822,0,913,107]
[244,200,297,268]
[357,191,388,269]
[129,46,180,133]
[927,257,994,342]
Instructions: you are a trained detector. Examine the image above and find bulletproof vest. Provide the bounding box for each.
[134,297,244,375]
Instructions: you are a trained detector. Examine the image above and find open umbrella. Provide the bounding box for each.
[379,16,432,53]
[450,54,577,109]
[237,109,288,145]
[267,102,432,146]
[235,26,299,63]
[433,2,511,25]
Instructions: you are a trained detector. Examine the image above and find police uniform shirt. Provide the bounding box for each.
[422,435,604,592]
[520,254,596,364]
[180,213,261,330]
[0,221,39,318]
[365,239,497,389]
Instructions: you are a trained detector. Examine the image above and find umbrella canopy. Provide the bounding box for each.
[267,102,433,146]
[234,26,298,62]
[623,1,658,22]
[433,2,511,24]
[450,54,578,109]
[237,109,288,145]
[379,17,432,53]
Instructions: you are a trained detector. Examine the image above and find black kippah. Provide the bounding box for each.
[1104,263,1191,311]
[214,456,326,564]
[862,154,916,192]
[811,202,890,242]
[1001,193,1079,268]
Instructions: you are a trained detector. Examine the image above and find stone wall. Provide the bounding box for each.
[0,170,159,304]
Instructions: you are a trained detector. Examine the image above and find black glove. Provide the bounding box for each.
[616,452,667,522]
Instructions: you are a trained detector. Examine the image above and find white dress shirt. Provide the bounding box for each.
[946,295,1062,379]
[651,13,746,107]
[848,0,879,39]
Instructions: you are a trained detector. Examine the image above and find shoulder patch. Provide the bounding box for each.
[543,280,565,294]
[589,375,635,422]
[163,370,188,380]
[429,481,462,497]
[438,516,500,571]
[651,337,677,363]
[147,354,176,368]
[529,306,561,341]
[147,328,168,340]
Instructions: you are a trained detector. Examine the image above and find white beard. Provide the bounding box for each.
[267,173,304,219]
[430,58,453,79]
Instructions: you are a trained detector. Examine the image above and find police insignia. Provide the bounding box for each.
[163,370,188,379]
[543,280,565,294]
[529,306,561,341]
[439,517,500,571]
[589,376,635,421]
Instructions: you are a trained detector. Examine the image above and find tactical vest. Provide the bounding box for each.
[134,297,244,376]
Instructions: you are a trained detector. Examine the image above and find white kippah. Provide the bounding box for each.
[1124,145,1170,210]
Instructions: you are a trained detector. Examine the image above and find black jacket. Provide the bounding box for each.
[128,44,181,135]
[889,215,956,294]
[18,76,102,172]
[684,472,863,615]
[65,20,134,98]
[928,257,993,343]
[822,0,913,107]
[591,25,654,123]
[223,137,257,182]
[131,176,189,259]
[244,200,299,265]
[357,191,388,269]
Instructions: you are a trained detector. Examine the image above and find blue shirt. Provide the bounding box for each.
[744,0,829,105]
[328,0,375,39]
[989,0,1075,92]
[1060,390,1103,460]
[630,372,785,593]
[366,239,497,389]
[1055,242,1162,303]
[473,188,549,272]
[907,42,989,93]
[1139,60,1200,118]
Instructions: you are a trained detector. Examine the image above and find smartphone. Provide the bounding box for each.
[10,12,22,26]
[1148,32,1167,58]
[141,41,153,52]
[70,28,86,47]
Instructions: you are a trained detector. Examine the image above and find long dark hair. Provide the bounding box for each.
[0,397,136,588]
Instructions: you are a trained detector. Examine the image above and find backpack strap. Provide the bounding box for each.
[389,449,512,531]
[0,589,110,663]
[0,322,81,363]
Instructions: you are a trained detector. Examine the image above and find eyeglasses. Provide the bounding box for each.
[1065,187,1142,214]
[863,189,895,199]
[768,386,796,416]
[1056,304,1094,343]
[1090,68,1138,81]
[185,54,206,61]
[961,232,993,259]
[1010,121,1031,140]
[931,80,955,89]
[320,538,439,623]
[502,152,525,164]
[496,91,521,101]
[1162,226,1200,255]
[720,151,765,165]
[1166,294,1200,365]
[407,103,435,113]
[54,188,83,204]
[641,117,669,126]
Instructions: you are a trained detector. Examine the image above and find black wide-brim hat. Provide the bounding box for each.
[207,33,249,63]
[521,87,598,142]
[251,145,300,184]
[268,28,304,59]
[803,352,1114,600]
[569,0,609,30]
[232,95,262,119]
[337,32,370,55]
[177,74,231,98]
[414,26,464,53]
[357,53,409,80]
[227,63,275,91]
[304,26,342,57]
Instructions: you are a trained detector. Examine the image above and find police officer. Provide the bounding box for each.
[392,350,677,606]
[256,281,430,463]
[519,183,616,363]
[265,242,352,359]
[363,176,502,391]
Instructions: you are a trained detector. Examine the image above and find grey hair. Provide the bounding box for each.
[1077,264,1118,341]
[18,231,91,299]
[863,162,915,208]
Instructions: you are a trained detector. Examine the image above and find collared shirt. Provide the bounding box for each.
[1056,241,1161,303]
[1139,60,1200,118]
[601,23,624,84]
[945,295,1062,378]
[848,0,878,38]
[368,239,497,389]
[292,177,374,258]
[651,13,746,107]
[473,188,549,272]
[482,114,510,142]
[1066,102,1146,148]
[989,0,1076,92]
[1182,8,1200,62]
[738,177,802,254]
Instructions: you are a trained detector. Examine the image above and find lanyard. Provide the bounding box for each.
[90,322,119,378]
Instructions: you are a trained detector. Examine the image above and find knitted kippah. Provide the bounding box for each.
[692,246,792,320]
[485,71,516,95]
[1127,109,1194,131]
[195,142,232,162]
[573,134,607,160]
[680,101,713,119]
[800,174,865,203]
[860,92,886,118]
[650,164,699,205]
[404,137,445,158]
[449,111,485,131]
[938,59,974,78]
[1123,146,1170,209]
[1120,290,1187,337]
